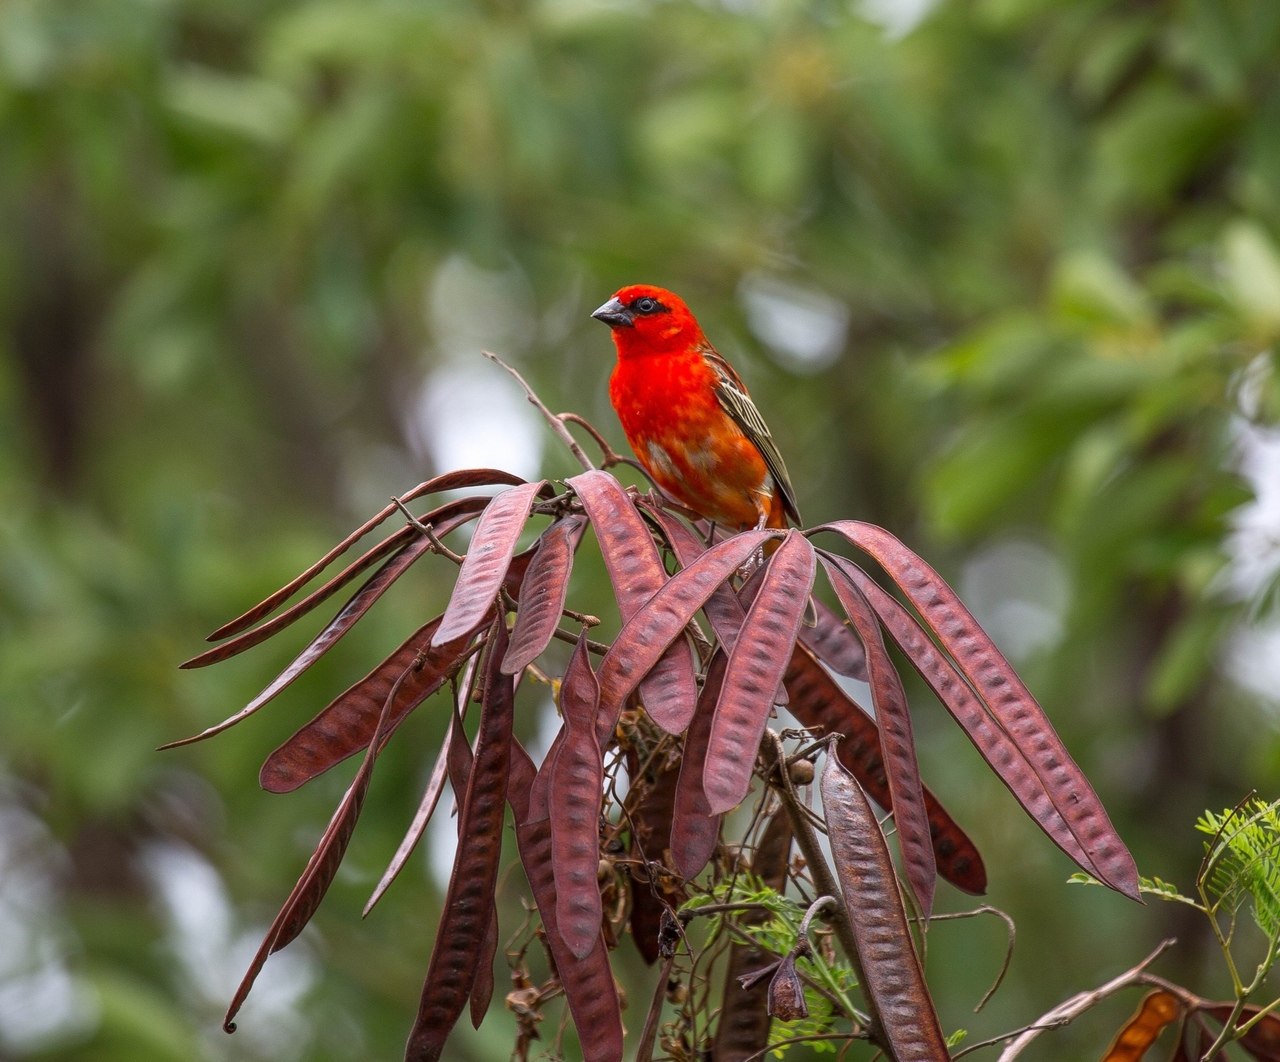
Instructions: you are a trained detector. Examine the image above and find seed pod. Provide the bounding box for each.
[767,953,808,1022]
[434,481,546,645]
[817,519,1139,901]
[509,740,624,1062]
[503,514,588,674]
[569,469,700,734]
[201,471,527,642]
[671,651,726,879]
[1102,991,1181,1062]
[783,640,986,894]
[820,746,949,1062]
[820,552,935,918]
[549,635,605,960]
[406,618,515,1061]
[704,531,816,814]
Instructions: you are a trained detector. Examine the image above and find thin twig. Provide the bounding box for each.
[481,351,597,472]
[390,496,464,563]
[548,625,612,656]
[561,606,601,628]
[743,1031,861,1061]
[558,412,635,470]
[766,730,886,1052]
[911,905,1016,1013]
[635,953,677,1061]
[678,901,778,924]
[799,895,838,939]
[991,939,1177,1061]
[948,1020,1074,1060]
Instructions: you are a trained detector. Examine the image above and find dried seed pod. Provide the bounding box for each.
[1103,991,1181,1062]
[657,907,682,959]
[818,520,1139,901]
[549,636,605,960]
[848,563,1097,880]
[820,552,935,917]
[704,531,816,814]
[596,528,771,742]
[503,514,589,674]
[509,744,624,1062]
[201,470,527,642]
[820,746,949,1062]
[569,469,700,733]
[260,612,485,793]
[671,651,726,879]
[783,641,986,894]
[767,953,808,1022]
[434,481,546,645]
[406,619,515,1060]
[172,500,489,750]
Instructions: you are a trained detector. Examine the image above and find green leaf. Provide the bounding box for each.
[1198,800,1280,938]
[1222,220,1280,335]
[1050,250,1153,331]
[1092,80,1230,208]
[1146,606,1227,715]
[166,66,299,145]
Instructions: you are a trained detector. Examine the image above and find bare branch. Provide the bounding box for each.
[916,905,1016,1013]
[992,939,1177,1061]
[391,495,464,563]
[766,730,882,1046]
[559,412,637,471]
[481,351,597,472]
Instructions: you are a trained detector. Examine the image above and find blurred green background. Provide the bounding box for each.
[3,0,1280,1058]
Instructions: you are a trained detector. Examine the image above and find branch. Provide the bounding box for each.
[919,905,1016,1013]
[391,495,464,563]
[765,730,883,1047]
[481,351,599,472]
[992,939,1177,1061]
[559,413,639,471]
[635,953,676,1062]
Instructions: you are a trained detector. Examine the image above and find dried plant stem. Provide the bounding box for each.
[766,730,881,1047]
[635,953,677,1061]
[991,939,1176,1060]
[391,495,465,563]
[798,895,838,939]
[559,412,640,472]
[679,901,778,923]
[482,351,599,472]
[911,905,1016,1013]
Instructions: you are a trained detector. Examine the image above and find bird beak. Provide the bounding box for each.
[591,297,634,328]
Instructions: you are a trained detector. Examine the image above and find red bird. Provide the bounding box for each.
[592,284,800,531]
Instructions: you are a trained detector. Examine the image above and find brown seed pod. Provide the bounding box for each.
[767,953,808,1022]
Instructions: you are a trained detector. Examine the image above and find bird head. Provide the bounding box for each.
[591,284,703,356]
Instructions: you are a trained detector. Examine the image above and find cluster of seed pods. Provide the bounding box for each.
[175,464,1138,1061]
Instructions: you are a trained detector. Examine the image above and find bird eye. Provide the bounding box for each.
[633,297,658,314]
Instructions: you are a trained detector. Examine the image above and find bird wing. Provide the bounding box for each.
[702,344,802,525]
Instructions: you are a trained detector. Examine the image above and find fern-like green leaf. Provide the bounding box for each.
[1197,799,1280,937]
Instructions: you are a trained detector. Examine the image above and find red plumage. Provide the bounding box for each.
[592,284,799,531]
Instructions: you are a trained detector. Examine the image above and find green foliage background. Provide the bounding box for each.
[2,0,1279,1057]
